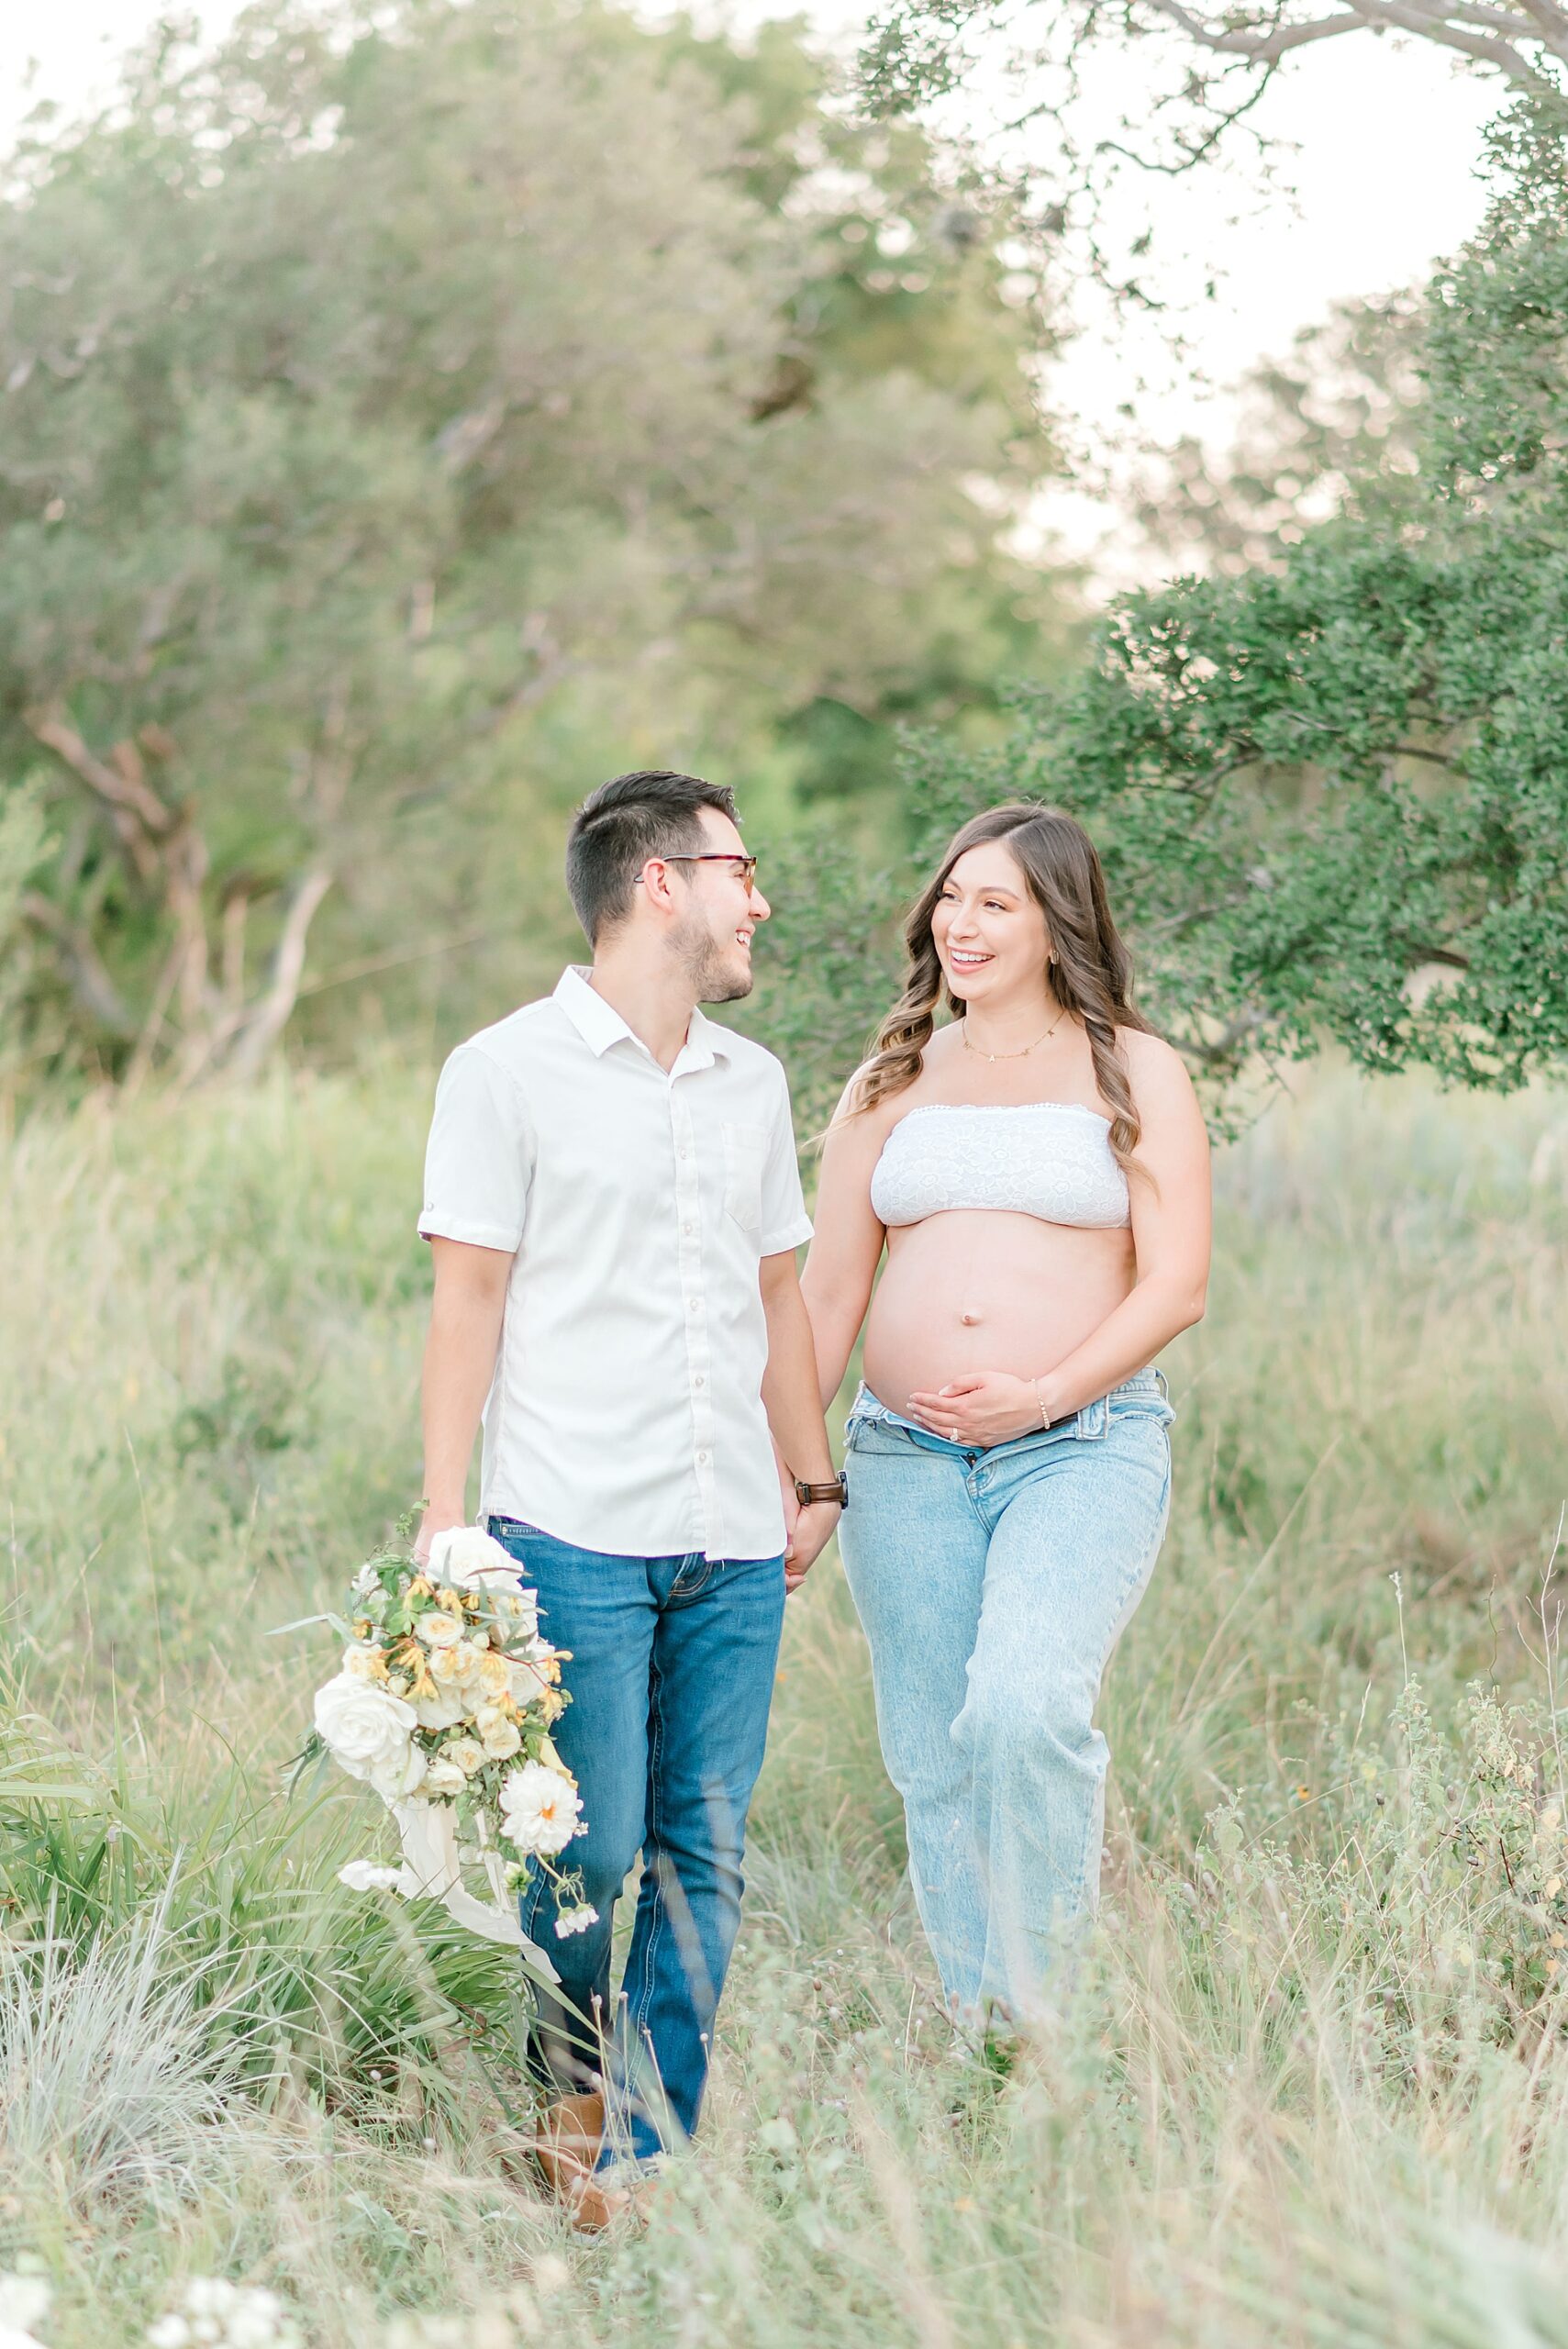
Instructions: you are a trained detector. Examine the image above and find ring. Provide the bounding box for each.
[951,1424,958,1442]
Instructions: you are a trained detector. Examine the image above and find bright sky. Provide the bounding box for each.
[1,2,1504,579]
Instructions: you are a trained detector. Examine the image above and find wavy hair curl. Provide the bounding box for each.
[851,805,1154,1170]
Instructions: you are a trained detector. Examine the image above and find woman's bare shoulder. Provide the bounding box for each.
[1119,1028,1201,1115]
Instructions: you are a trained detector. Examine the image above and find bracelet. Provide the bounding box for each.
[1031,1379,1051,1431]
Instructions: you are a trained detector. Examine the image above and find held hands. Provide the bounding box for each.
[784,1498,840,1592]
[906,1372,1045,1450]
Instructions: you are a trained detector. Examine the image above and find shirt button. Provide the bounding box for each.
[683,1222,694,1236]
[696,1450,709,1464]
[695,1374,706,1387]
[678,1147,689,1160]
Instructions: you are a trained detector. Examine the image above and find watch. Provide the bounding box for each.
[794,1471,848,1510]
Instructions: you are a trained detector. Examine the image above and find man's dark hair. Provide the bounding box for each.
[565,770,740,944]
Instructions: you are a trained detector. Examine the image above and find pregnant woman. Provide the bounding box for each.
[801,804,1211,2025]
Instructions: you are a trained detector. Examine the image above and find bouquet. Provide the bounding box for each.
[302,1516,594,1979]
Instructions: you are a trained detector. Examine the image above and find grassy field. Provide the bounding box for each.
[2,1058,1567,2347]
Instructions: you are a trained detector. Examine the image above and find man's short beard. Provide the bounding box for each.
[674,917,753,1005]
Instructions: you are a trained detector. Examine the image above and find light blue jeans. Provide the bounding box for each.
[840,1369,1173,2021]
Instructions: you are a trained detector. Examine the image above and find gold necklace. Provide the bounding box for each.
[961,1007,1065,1063]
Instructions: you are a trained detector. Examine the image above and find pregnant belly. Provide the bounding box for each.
[862,1210,1136,1425]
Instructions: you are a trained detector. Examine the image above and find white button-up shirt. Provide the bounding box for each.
[418,967,813,1562]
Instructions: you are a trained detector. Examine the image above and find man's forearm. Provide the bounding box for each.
[762,1276,836,1482]
[420,1273,508,1527]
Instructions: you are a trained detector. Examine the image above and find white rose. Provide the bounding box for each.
[499,1761,583,1857]
[415,1611,462,1650]
[371,1742,427,1802]
[443,1736,485,1777]
[338,1860,402,1893]
[423,1757,466,1798]
[351,1562,382,1598]
[428,1524,522,1590]
[410,1683,469,1731]
[475,1705,522,1760]
[315,1672,419,1791]
[341,1643,381,1680]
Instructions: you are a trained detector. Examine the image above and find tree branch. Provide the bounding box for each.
[17,892,137,1039]
[223,866,334,1083]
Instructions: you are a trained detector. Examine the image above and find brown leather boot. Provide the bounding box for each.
[532,2089,605,2199]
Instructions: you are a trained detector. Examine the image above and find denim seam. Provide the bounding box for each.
[633,1631,669,2044]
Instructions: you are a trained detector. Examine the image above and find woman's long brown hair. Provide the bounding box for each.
[851,804,1154,1170]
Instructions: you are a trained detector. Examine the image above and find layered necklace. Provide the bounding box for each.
[961,1004,1066,1064]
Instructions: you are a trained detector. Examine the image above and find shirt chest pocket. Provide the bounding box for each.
[721,1121,767,1233]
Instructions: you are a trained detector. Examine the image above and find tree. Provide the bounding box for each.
[859,0,1560,300]
[1126,294,1429,574]
[0,0,1064,1085]
[751,96,1568,1122]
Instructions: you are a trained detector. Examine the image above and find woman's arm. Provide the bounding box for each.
[798,1084,892,1411]
[907,1035,1210,1445]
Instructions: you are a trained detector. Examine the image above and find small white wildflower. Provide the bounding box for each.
[553,1902,599,1939]
[0,2274,51,2333]
[338,1860,402,1894]
[146,2319,192,2349]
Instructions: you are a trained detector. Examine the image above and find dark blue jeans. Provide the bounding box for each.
[486,1518,785,2164]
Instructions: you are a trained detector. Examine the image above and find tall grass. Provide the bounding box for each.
[1,1060,1566,2344]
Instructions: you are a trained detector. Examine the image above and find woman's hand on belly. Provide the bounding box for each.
[906,1370,1043,1449]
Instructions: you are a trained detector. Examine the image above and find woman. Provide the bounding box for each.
[801,804,1210,2024]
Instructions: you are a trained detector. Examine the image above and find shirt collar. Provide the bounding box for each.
[553,966,732,1068]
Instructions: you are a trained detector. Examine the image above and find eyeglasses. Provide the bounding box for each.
[640,852,760,886]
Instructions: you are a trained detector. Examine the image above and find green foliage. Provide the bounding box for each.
[761,96,1568,1119]
[0,0,1062,1085]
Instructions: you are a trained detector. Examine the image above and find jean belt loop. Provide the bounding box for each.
[1077,1395,1108,1442]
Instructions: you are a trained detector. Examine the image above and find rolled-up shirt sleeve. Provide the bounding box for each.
[759,1063,814,1256]
[417,1044,532,1252]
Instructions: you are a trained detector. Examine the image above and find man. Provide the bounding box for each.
[415,769,842,2221]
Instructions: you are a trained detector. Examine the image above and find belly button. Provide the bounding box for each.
[961,1308,980,1327]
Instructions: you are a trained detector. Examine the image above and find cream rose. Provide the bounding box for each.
[475,1704,522,1760]
[506,1656,551,1708]
[416,1611,462,1650]
[422,1757,466,1798]
[410,1682,469,1732]
[443,1736,486,1777]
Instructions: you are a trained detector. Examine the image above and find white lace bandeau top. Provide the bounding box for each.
[870,1102,1130,1231]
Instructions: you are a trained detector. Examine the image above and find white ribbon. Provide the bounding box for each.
[391,1798,560,1983]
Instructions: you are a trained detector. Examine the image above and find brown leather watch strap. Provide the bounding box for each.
[794,1472,848,1509]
